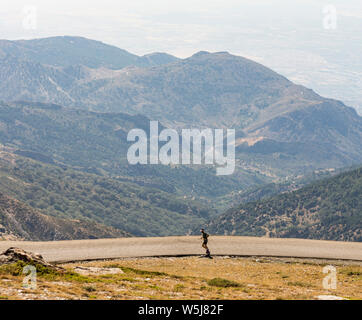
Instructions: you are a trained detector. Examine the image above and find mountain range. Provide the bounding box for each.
[0,36,361,241]
[1,36,361,175]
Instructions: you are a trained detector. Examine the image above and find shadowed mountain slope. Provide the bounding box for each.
[206,167,362,242]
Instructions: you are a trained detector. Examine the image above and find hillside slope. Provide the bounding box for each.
[0,150,212,237]
[206,167,362,242]
[0,101,264,198]
[0,192,128,241]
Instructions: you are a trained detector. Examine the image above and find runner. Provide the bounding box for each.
[200,229,212,258]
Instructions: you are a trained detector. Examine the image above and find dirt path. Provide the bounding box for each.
[0,236,361,263]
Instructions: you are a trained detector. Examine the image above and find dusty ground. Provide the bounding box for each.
[0,256,361,300]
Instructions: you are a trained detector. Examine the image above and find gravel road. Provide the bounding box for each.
[0,236,361,263]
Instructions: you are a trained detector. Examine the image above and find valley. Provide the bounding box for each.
[0,36,361,243]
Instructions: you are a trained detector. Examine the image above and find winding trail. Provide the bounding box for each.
[0,236,361,263]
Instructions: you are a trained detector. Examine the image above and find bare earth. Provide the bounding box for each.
[0,236,361,263]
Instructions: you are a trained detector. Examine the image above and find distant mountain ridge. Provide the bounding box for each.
[0,36,179,69]
[0,36,361,174]
[1,35,362,219]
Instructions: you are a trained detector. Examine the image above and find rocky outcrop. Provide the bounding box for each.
[0,247,63,271]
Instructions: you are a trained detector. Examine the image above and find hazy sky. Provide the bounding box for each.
[1,0,362,112]
[0,0,360,57]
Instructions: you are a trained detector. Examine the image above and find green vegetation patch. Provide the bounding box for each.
[0,261,59,278]
[119,266,168,277]
[207,278,241,288]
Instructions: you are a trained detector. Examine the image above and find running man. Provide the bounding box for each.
[200,229,211,258]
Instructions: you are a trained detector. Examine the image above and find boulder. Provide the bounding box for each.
[0,247,63,271]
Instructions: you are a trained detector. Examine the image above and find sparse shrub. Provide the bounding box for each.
[173,284,185,292]
[207,278,241,288]
[120,266,168,277]
[83,285,96,292]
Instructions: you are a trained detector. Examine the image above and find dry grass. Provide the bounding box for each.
[0,257,361,300]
